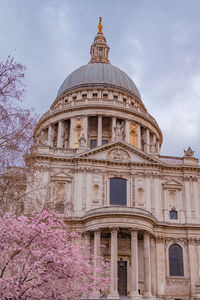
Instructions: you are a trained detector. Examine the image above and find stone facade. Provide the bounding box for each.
[25,19,200,300]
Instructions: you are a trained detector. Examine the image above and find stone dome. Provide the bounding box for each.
[57,63,141,100]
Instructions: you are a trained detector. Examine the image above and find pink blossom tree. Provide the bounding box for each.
[0,211,111,299]
[0,56,37,215]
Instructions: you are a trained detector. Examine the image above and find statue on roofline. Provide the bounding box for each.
[184,147,194,157]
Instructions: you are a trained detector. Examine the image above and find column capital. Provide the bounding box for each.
[143,230,152,238]
[84,230,91,238]
[130,227,139,234]
[109,226,119,233]
[94,228,101,237]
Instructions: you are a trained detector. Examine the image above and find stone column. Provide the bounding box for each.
[69,118,74,148]
[125,120,129,143]
[130,229,139,298]
[151,236,157,296]
[48,124,53,146]
[137,125,141,149]
[146,129,150,153]
[94,229,101,298]
[108,227,119,299]
[97,116,102,146]
[112,117,116,141]
[144,231,152,297]
[57,121,63,148]
[83,116,88,147]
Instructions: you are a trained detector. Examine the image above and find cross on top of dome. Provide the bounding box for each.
[89,17,110,64]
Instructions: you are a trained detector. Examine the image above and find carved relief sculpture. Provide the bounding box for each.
[107,148,130,161]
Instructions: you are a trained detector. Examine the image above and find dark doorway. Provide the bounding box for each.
[118,259,127,296]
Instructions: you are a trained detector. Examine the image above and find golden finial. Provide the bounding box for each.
[97,17,103,34]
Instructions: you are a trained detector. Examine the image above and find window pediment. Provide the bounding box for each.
[51,171,73,182]
[163,179,182,190]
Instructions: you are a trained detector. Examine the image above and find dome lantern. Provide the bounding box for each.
[89,17,110,64]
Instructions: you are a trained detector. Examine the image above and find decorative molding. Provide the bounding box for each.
[131,175,135,206]
[106,170,130,178]
[188,237,200,245]
[102,174,105,206]
[165,237,188,246]
[166,277,189,286]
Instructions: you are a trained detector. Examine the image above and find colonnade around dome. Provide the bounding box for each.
[34,86,161,157]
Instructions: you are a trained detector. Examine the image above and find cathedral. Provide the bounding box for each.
[25,18,200,300]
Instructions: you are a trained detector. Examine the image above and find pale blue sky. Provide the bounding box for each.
[0,0,200,158]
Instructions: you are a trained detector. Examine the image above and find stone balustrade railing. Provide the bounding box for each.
[34,145,85,157]
[40,97,158,127]
[159,155,183,165]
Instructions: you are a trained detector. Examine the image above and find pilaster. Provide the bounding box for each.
[144,231,152,297]
[112,117,116,141]
[97,116,102,146]
[69,118,74,148]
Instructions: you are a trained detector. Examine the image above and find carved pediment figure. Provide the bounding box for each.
[107,148,130,161]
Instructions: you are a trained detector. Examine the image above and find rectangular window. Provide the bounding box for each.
[170,210,178,219]
[90,139,97,149]
[93,93,98,99]
[103,93,108,99]
[110,178,127,205]
[82,94,87,99]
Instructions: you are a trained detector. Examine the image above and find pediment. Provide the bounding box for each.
[163,179,182,190]
[51,171,72,182]
[77,141,160,164]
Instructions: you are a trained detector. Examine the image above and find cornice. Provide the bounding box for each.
[32,153,200,173]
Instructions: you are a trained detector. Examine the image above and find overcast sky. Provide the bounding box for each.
[0,0,200,159]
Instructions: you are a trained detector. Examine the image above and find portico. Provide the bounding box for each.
[84,225,154,299]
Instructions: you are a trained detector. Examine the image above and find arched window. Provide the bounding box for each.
[169,243,184,276]
[110,178,127,205]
